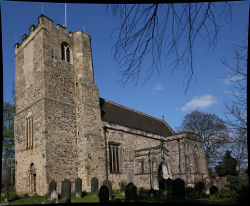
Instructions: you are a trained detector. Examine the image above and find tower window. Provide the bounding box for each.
[25,110,33,150]
[61,42,70,63]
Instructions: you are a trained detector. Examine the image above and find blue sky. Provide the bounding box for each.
[1,1,248,131]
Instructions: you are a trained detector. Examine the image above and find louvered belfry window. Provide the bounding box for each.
[61,42,70,63]
[109,142,120,173]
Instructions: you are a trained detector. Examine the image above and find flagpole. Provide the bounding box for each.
[65,3,67,31]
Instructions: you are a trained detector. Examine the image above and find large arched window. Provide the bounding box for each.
[61,42,70,63]
[25,110,33,149]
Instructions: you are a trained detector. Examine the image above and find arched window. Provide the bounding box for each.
[26,110,33,149]
[193,146,199,173]
[61,42,70,63]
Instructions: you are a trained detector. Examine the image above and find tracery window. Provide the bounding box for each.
[25,110,33,149]
[109,142,121,174]
[61,42,70,63]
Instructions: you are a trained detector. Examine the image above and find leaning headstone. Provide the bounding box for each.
[61,179,71,203]
[195,181,205,198]
[75,178,82,198]
[49,181,57,198]
[127,173,132,184]
[50,190,58,204]
[91,177,99,196]
[172,178,185,203]
[209,185,218,199]
[125,182,137,202]
[4,181,9,203]
[203,177,211,195]
[99,185,109,202]
[103,179,112,199]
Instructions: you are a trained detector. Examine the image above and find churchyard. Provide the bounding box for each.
[1,174,248,205]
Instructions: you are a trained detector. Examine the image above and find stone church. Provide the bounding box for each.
[14,15,209,196]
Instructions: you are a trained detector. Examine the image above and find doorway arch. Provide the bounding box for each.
[29,163,37,195]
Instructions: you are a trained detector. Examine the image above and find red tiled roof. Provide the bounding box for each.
[100,98,175,137]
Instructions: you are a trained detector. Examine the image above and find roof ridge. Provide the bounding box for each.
[100,97,166,123]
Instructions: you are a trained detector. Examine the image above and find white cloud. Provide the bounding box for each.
[152,83,163,91]
[224,75,244,85]
[181,95,217,111]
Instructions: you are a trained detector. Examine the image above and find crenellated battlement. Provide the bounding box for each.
[14,14,74,50]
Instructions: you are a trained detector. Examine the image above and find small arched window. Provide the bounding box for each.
[61,42,70,63]
[26,110,33,150]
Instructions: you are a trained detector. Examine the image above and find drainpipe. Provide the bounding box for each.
[103,126,108,180]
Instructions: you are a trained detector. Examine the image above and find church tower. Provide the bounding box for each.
[14,15,106,195]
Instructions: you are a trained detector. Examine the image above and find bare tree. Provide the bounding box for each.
[179,110,229,167]
[107,3,232,92]
[222,32,248,173]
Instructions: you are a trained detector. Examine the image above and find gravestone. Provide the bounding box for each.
[49,181,57,198]
[127,173,132,184]
[195,181,205,198]
[172,178,185,203]
[165,178,173,193]
[159,178,166,191]
[103,179,112,199]
[203,177,211,195]
[209,186,218,199]
[61,179,71,203]
[75,178,82,198]
[91,177,99,195]
[99,185,109,202]
[50,190,58,204]
[125,183,137,202]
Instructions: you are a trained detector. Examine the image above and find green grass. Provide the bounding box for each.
[0,190,237,204]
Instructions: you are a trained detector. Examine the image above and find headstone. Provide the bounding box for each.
[172,178,185,203]
[103,179,112,199]
[125,183,137,202]
[75,178,82,198]
[209,185,218,199]
[61,179,71,203]
[99,185,109,202]
[159,190,168,200]
[49,181,57,198]
[127,173,132,183]
[50,190,58,204]
[165,178,173,193]
[159,178,166,191]
[203,177,211,195]
[195,181,205,198]
[91,177,99,195]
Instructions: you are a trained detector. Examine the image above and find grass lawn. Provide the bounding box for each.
[0,190,237,204]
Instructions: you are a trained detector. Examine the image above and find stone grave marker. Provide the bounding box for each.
[50,190,58,204]
[209,185,218,199]
[75,178,82,198]
[49,181,57,198]
[195,181,205,198]
[159,178,166,191]
[125,182,137,202]
[99,185,109,202]
[127,173,132,183]
[103,179,112,199]
[61,179,71,203]
[165,178,173,192]
[172,178,185,203]
[91,177,99,196]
